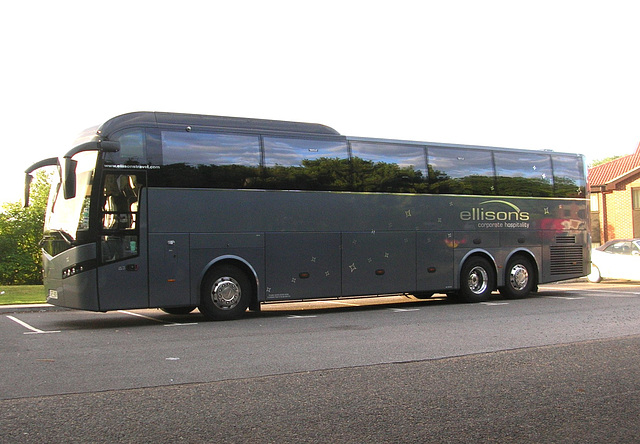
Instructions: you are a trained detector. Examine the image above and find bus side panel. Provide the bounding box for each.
[189,233,265,306]
[499,230,543,286]
[416,231,454,293]
[452,231,501,286]
[342,231,416,296]
[149,233,190,308]
[265,232,341,300]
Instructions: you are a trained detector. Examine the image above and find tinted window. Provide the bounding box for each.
[263,137,349,191]
[104,129,147,166]
[552,154,586,197]
[427,147,495,195]
[162,131,260,166]
[158,131,261,189]
[350,141,427,193]
[494,152,553,196]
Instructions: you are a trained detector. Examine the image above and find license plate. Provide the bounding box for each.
[48,289,58,300]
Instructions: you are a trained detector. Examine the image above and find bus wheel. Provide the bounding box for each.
[199,265,251,321]
[500,255,535,299]
[161,306,196,315]
[458,257,494,303]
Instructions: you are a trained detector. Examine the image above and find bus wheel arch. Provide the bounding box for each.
[500,252,537,299]
[199,258,258,321]
[457,253,497,303]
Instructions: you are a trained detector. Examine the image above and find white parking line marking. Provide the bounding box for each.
[480,302,509,306]
[6,315,60,335]
[547,296,585,300]
[117,310,198,326]
[390,308,421,312]
[542,286,640,296]
[163,322,199,327]
[118,310,166,323]
[288,315,317,319]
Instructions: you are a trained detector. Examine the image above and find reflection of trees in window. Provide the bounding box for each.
[148,139,585,198]
[554,176,584,198]
[427,147,495,195]
[427,166,495,195]
[351,157,426,193]
[495,176,553,197]
[552,155,586,198]
[260,157,426,193]
[494,152,553,197]
[261,158,351,191]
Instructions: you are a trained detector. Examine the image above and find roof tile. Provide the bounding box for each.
[588,142,640,186]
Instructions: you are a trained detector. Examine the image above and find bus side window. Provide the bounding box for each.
[159,131,261,189]
[103,174,139,230]
[262,137,350,191]
[494,152,553,197]
[552,154,586,197]
[349,141,428,193]
[103,129,146,166]
[427,147,495,195]
[101,173,141,263]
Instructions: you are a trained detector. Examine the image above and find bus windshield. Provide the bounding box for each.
[42,151,98,256]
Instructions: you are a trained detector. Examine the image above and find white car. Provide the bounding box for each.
[588,239,640,283]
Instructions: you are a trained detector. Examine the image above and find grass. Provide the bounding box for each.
[0,285,46,305]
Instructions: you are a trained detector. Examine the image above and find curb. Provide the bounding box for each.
[0,304,70,314]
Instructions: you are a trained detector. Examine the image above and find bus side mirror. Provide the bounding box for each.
[99,140,120,152]
[64,158,78,200]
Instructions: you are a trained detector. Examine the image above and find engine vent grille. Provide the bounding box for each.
[550,245,583,275]
[555,235,576,244]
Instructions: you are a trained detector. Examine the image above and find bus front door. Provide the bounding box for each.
[96,172,149,310]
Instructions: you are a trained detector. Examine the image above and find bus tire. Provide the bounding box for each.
[161,306,196,315]
[458,256,494,303]
[500,255,535,299]
[199,265,251,321]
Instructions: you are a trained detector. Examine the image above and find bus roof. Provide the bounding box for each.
[94,111,582,159]
[97,111,341,137]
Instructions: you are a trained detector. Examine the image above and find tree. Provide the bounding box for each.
[0,171,51,285]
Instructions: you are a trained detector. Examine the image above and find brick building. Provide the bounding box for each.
[588,143,640,245]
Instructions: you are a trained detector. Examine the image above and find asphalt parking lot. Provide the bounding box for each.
[2,279,640,442]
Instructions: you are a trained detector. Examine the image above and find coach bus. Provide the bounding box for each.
[25,112,589,320]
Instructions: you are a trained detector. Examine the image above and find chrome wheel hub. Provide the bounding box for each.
[468,266,488,294]
[509,264,529,291]
[211,276,241,310]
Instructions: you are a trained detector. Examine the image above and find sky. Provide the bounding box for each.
[2,0,639,205]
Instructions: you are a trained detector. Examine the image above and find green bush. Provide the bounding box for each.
[0,172,51,285]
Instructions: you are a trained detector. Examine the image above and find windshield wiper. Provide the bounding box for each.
[58,230,75,244]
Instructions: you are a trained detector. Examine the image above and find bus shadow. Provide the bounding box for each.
[53,291,549,329]
[241,292,509,320]
[54,311,197,330]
